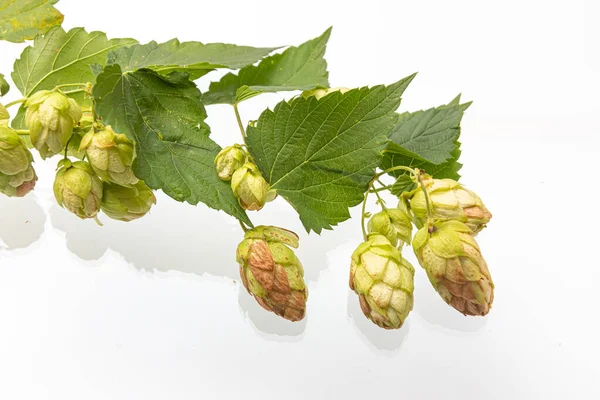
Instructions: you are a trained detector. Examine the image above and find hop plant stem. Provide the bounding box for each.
[233,102,247,145]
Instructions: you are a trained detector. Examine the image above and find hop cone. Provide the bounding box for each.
[237,226,307,322]
[101,181,156,222]
[215,144,246,181]
[80,125,138,186]
[54,160,103,219]
[367,203,413,248]
[0,125,37,197]
[410,177,492,234]
[24,90,82,159]
[412,221,494,316]
[231,162,270,211]
[350,234,414,329]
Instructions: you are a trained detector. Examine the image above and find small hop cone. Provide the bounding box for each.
[54,160,103,219]
[24,90,82,159]
[231,162,270,211]
[215,144,246,181]
[0,125,37,197]
[101,181,156,222]
[80,125,138,186]
[410,176,492,234]
[302,87,350,100]
[412,221,494,316]
[350,234,415,329]
[367,203,413,248]
[237,226,308,322]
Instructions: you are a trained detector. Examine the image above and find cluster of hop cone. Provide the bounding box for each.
[0,89,156,222]
[219,139,494,327]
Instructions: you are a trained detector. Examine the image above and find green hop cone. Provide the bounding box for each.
[367,203,413,248]
[54,160,103,219]
[412,221,494,316]
[101,181,156,222]
[410,176,492,235]
[24,90,82,159]
[0,125,37,197]
[231,162,270,211]
[0,73,9,97]
[215,144,247,181]
[350,233,414,329]
[80,125,138,186]
[236,226,308,322]
[302,87,350,100]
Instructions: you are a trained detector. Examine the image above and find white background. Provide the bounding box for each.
[1,0,599,399]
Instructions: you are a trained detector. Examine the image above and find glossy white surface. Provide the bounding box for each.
[1,1,599,398]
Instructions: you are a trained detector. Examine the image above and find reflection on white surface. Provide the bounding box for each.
[0,194,46,251]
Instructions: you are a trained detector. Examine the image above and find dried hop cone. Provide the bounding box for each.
[80,125,138,186]
[236,226,308,322]
[367,203,413,248]
[231,162,271,211]
[54,160,103,219]
[215,144,247,181]
[101,181,156,222]
[350,233,415,329]
[410,176,492,234]
[412,221,494,316]
[0,125,37,197]
[24,90,82,159]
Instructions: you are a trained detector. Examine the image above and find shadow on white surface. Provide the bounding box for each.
[347,289,409,354]
[237,287,307,341]
[0,194,46,251]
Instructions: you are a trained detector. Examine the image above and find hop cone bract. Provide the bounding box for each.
[350,233,414,329]
[101,181,156,222]
[215,144,246,181]
[412,221,494,316]
[80,125,138,186]
[367,203,413,247]
[237,226,307,322]
[231,162,270,211]
[54,160,103,219]
[0,125,37,197]
[25,90,82,159]
[410,177,492,234]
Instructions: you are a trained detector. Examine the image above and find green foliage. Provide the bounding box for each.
[0,0,63,43]
[246,75,415,233]
[0,73,8,96]
[203,28,331,105]
[382,96,470,183]
[389,175,417,197]
[108,39,280,80]
[92,65,251,225]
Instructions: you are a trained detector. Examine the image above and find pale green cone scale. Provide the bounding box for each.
[54,160,103,219]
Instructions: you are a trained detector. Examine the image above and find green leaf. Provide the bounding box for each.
[108,39,280,80]
[0,0,63,43]
[10,26,137,128]
[203,28,331,105]
[389,175,417,197]
[0,73,8,96]
[246,74,415,233]
[386,95,471,164]
[93,65,251,225]
[382,95,470,181]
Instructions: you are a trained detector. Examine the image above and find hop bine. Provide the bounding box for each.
[237,226,308,322]
[54,160,103,220]
[410,176,492,234]
[412,220,494,316]
[215,144,246,181]
[0,125,37,197]
[231,162,273,211]
[101,181,156,222]
[367,202,413,248]
[80,125,138,186]
[350,233,414,329]
[24,90,82,159]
